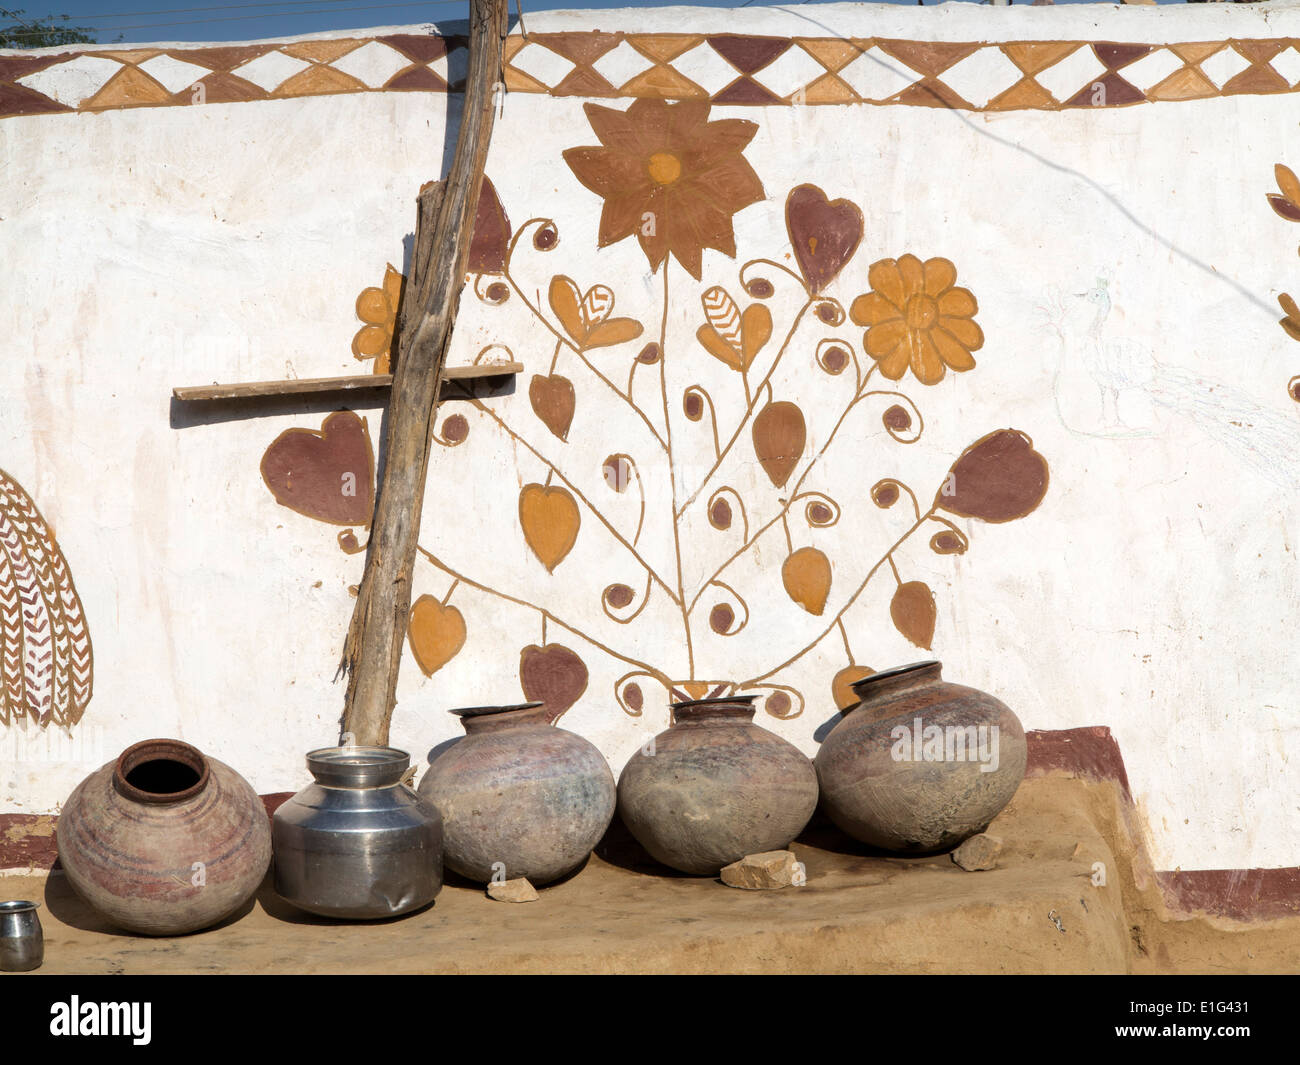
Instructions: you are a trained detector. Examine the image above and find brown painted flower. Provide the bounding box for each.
[352,264,404,374]
[562,99,764,281]
[850,255,982,385]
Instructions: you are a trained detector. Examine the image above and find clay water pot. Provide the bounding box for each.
[417,702,616,885]
[815,661,1027,853]
[616,695,819,876]
[57,738,271,935]
[273,747,443,919]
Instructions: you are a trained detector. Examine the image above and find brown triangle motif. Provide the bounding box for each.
[896,79,972,110]
[386,65,447,92]
[711,76,783,105]
[535,32,621,66]
[379,34,450,64]
[707,35,790,74]
[878,39,981,77]
[186,70,266,104]
[1093,43,1151,70]
[1224,64,1290,96]
[1066,72,1144,108]
[176,46,272,71]
[0,53,76,83]
[0,81,71,118]
[1232,39,1288,65]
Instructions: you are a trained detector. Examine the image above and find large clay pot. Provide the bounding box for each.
[616,695,819,876]
[57,738,271,935]
[417,702,615,885]
[273,746,443,919]
[815,661,1027,853]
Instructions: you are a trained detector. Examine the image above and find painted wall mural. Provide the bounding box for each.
[1266,161,1300,407]
[261,99,1050,721]
[0,470,93,729]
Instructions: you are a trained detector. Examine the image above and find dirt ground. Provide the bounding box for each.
[2,774,1298,974]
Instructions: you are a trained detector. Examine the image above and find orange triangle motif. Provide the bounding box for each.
[878,39,981,77]
[275,64,366,97]
[282,39,363,63]
[986,77,1057,111]
[1169,41,1224,66]
[794,37,864,73]
[1147,66,1218,102]
[503,66,550,94]
[628,34,704,64]
[84,65,170,109]
[1001,41,1082,76]
[88,49,161,65]
[623,64,709,99]
[802,72,858,104]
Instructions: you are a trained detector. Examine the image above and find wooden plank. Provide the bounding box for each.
[172,362,522,402]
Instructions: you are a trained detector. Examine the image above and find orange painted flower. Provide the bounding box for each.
[850,255,983,385]
[562,99,764,281]
[352,264,404,374]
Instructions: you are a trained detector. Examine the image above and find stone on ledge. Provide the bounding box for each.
[720,850,798,890]
[951,834,1004,872]
[487,877,539,903]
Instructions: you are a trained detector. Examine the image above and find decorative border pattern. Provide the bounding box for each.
[4,32,1300,120]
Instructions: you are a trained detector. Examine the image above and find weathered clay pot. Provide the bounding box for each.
[815,661,1027,853]
[616,695,819,876]
[57,739,271,935]
[417,702,616,885]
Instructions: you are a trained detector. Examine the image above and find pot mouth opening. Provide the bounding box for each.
[114,739,209,805]
[306,746,408,767]
[448,702,545,719]
[0,900,39,913]
[670,694,758,711]
[850,660,941,693]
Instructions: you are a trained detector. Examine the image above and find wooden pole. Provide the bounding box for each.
[339,0,510,746]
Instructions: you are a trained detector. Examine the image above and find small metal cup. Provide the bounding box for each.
[0,900,44,972]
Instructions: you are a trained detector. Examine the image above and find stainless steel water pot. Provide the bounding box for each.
[272,746,443,919]
[0,900,43,971]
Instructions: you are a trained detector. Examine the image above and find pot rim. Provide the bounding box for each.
[306,746,411,788]
[849,660,941,693]
[0,900,39,913]
[448,701,545,718]
[113,738,210,805]
[669,694,758,711]
[305,745,409,766]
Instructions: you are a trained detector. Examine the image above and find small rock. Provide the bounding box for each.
[720,850,798,890]
[487,877,538,903]
[951,833,1003,872]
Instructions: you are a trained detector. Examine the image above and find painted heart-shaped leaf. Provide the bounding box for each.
[782,546,832,615]
[529,373,576,441]
[519,483,580,572]
[260,410,374,526]
[891,580,936,650]
[831,665,874,710]
[468,176,511,275]
[520,642,589,723]
[548,275,642,350]
[752,401,806,488]
[407,595,467,676]
[786,184,864,296]
[936,429,1050,523]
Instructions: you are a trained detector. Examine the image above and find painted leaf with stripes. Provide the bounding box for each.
[0,470,93,728]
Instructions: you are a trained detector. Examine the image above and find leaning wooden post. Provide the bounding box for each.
[340,0,510,746]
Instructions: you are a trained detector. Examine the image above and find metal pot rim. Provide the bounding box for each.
[669,694,759,711]
[0,900,39,913]
[306,746,410,766]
